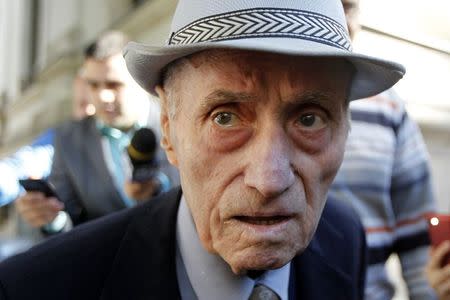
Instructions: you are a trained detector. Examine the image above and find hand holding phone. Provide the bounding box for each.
[428,214,450,266]
[16,179,63,228]
[19,179,59,198]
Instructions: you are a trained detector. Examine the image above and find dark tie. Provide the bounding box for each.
[248,284,280,300]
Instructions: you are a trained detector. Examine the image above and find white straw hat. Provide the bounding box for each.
[124,0,405,100]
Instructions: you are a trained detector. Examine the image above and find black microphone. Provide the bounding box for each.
[127,127,158,182]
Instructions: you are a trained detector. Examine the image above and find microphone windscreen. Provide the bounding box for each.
[128,128,157,163]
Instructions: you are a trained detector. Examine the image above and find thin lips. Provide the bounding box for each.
[234,215,291,226]
[233,214,292,222]
[233,210,294,218]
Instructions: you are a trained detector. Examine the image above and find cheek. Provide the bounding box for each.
[207,127,253,153]
[178,122,249,185]
[117,90,131,110]
[174,124,233,250]
[89,91,100,106]
[290,127,331,154]
[293,124,348,208]
[322,122,348,180]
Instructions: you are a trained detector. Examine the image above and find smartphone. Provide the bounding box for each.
[428,214,450,266]
[19,179,59,199]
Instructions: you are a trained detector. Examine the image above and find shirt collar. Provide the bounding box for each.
[95,119,141,145]
[176,195,290,300]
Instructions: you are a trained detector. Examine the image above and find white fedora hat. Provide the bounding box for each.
[124,0,405,100]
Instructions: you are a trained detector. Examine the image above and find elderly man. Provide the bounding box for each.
[0,0,404,299]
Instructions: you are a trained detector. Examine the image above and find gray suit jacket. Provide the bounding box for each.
[49,117,126,225]
[50,117,180,225]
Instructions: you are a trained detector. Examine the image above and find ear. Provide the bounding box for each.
[155,85,178,167]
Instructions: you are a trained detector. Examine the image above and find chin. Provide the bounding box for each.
[225,245,298,275]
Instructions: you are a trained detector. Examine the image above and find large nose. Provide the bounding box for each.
[98,88,116,104]
[244,123,295,198]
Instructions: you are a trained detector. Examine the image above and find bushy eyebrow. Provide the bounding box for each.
[282,91,334,119]
[199,89,333,114]
[200,90,256,110]
[285,91,332,105]
[203,89,330,102]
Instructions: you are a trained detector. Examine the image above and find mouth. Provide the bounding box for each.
[104,106,116,113]
[234,215,290,226]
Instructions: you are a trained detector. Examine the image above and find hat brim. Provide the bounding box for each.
[124,37,405,101]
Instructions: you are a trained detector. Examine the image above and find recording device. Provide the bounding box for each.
[428,214,450,266]
[127,127,159,182]
[19,178,59,199]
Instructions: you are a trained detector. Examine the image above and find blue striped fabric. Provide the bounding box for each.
[329,89,437,300]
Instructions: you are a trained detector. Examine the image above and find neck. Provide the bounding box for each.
[99,118,135,132]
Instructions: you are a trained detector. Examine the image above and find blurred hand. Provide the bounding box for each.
[426,241,450,300]
[15,192,64,228]
[124,180,158,202]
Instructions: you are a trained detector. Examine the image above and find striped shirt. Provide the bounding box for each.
[329,90,437,300]
[0,129,54,206]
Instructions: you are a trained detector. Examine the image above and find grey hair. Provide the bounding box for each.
[160,57,192,119]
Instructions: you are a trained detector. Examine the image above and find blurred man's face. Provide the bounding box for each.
[157,50,351,275]
[84,54,140,129]
[342,0,360,40]
[72,75,95,120]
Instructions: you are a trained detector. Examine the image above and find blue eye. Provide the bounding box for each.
[213,112,238,127]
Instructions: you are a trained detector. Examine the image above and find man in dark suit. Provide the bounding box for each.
[14,31,176,232]
[0,0,406,298]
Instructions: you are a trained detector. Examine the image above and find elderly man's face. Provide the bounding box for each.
[157,50,351,274]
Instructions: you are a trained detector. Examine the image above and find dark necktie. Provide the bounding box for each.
[248,284,280,300]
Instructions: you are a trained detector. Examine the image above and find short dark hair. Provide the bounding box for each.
[84,31,129,60]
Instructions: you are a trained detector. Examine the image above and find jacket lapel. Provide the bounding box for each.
[100,188,182,299]
[81,117,124,207]
[288,210,353,300]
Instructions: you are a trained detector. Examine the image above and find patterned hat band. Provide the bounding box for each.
[168,8,352,51]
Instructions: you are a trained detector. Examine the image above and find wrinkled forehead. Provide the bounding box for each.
[188,49,348,71]
[172,49,353,95]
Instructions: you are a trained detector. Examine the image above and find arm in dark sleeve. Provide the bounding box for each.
[0,280,7,300]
